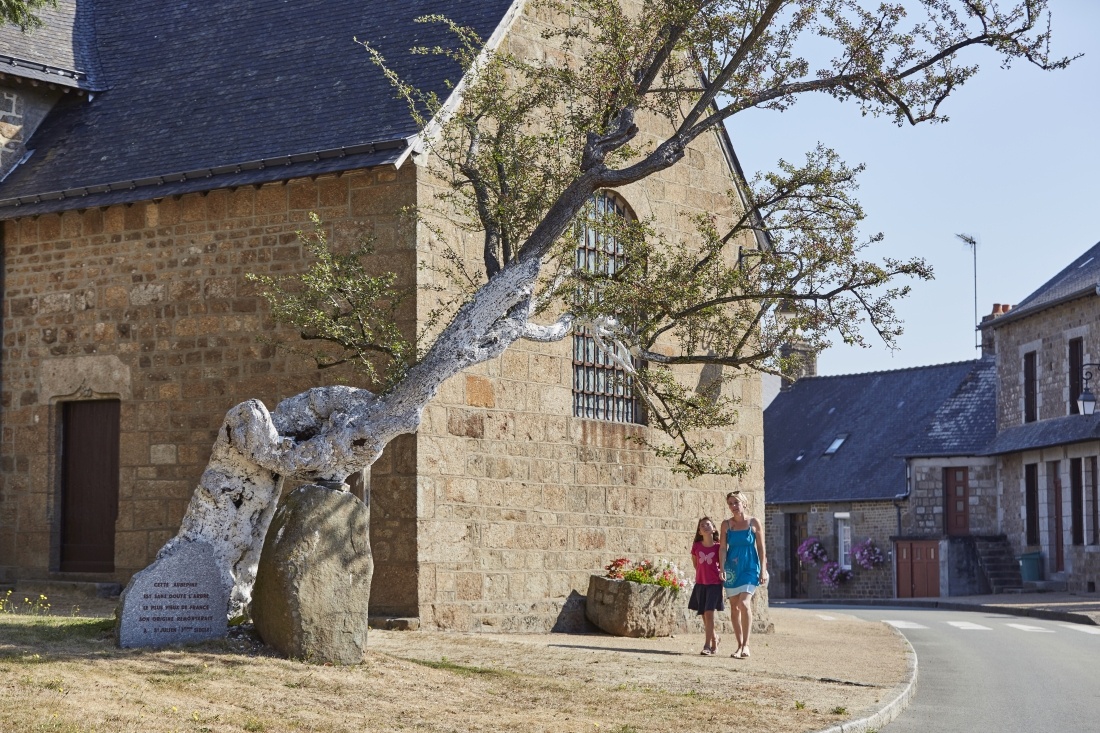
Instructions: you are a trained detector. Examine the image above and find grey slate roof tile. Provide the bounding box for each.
[0,0,515,217]
[989,240,1100,327]
[903,357,996,457]
[764,360,992,504]
[982,413,1100,455]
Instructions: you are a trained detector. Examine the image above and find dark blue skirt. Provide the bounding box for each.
[687,583,725,614]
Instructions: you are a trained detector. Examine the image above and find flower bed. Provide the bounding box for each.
[603,557,691,595]
[585,558,691,637]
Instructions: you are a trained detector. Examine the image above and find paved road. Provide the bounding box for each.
[817,606,1100,732]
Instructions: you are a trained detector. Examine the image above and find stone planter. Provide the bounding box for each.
[584,574,680,637]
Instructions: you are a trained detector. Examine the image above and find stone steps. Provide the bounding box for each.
[972,535,1023,594]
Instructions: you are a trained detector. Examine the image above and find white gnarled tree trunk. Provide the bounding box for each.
[158,256,558,616]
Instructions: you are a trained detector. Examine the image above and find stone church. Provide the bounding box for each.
[0,1,765,630]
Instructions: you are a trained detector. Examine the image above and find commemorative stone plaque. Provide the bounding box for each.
[117,540,228,648]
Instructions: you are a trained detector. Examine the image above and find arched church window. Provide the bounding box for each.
[572,191,644,424]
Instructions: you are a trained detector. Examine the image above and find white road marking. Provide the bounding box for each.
[884,620,929,629]
[817,614,836,621]
[1061,624,1100,634]
[947,621,992,630]
[1006,623,1054,633]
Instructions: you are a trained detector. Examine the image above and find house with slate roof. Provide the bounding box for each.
[768,240,1100,601]
[980,240,1100,594]
[764,358,999,599]
[0,1,764,631]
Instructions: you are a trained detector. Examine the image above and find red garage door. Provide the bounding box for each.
[896,541,940,598]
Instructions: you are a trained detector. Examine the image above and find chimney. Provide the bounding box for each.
[978,303,1013,358]
[779,340,817,390]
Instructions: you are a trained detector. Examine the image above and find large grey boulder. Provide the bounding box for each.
[585,575,680,637]
[251,482,372,664]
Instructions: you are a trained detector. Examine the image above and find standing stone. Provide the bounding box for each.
[585,575,680,637]
[116,540,228,648]
[251,482,373,664]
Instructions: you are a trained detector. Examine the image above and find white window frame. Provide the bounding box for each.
[835,513,852,570]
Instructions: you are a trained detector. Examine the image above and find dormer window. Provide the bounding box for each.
[824,434,848,455]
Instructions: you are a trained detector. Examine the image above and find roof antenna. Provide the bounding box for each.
[956,233,979,352]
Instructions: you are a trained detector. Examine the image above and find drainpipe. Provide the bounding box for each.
[894,463,912,536]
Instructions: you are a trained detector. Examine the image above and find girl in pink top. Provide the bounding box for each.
[688,516,725,655]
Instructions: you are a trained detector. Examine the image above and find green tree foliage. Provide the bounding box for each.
[246,215,414,390]
[265,0,1071,477]
[0,0,54,31]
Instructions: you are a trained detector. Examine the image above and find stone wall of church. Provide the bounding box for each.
[0,167,423,619]
[407,4,767,632]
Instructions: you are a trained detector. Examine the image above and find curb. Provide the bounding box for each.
[774,598,1100,626]
[812,624,918,733]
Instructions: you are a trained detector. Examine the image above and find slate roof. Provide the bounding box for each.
[903,357,997,457]
[0,0,104,90]
[764,360,993,504]
[0,0,517,218]
[987,240,1100,328]
[982,414,1100,456]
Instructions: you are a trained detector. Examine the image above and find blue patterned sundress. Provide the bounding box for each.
[724,525,761,596]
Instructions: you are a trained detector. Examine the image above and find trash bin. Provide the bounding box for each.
[1019,551,1043,582]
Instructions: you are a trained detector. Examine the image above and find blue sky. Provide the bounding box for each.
[725,0,1100,376]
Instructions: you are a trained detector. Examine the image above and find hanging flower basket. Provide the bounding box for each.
[818,561,852,589]
[852,538,886,570]
[797,537,829,566]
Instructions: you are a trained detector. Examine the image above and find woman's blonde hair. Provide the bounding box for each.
[726,490,753,512]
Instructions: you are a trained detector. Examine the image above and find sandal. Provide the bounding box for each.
[740,646,751,658]
[700,646,713,656]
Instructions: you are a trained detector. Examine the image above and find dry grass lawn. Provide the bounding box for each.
[0,605,908,733]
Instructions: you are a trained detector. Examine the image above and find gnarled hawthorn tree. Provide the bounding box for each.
[157,0,1071,614]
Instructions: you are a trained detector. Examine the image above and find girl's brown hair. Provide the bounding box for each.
[695,516,719,543]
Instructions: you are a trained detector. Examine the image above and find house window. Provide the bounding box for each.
[1025,463,1040,546]
[1071,457,1085,546]
[572,191,643,424]
[1069,338,1084,415]
[835,513,852,570]
[1024,350,1037,423]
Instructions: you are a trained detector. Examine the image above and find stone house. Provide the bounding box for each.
[981,242,1100,594]
[0,1,765,631]
[764,358,997,600]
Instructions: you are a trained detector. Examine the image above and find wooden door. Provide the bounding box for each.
[945,467,970,536]
[788,513,809,598]
[60,400,120,572]
[896,541,940,598]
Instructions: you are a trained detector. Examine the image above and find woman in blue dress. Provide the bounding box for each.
[719,490,768,659]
